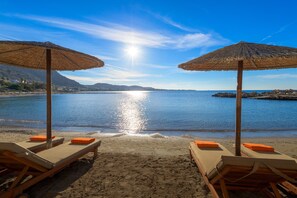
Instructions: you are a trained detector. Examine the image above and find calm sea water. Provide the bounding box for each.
[1,91,297,137]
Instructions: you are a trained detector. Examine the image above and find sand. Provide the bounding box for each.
[0,127,296,198]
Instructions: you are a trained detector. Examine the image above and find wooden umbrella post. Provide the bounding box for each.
[235,60,243,156]
[0,41,103,150]
[46,49,52,149]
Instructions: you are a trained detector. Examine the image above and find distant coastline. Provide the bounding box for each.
[213,89,297,100]
[0,92,44,97]
[0,89,192,97]
[2,89,297,98]
[0,64,164,93]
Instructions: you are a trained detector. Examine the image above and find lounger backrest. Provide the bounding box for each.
[241,145,297,162]
[0,142,54,169]
[207,155,297,179]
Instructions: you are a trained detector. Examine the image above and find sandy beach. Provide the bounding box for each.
[0,127,296,197]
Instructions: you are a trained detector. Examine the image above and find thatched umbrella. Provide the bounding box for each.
[0,41,104,148]
[179,41,297,156]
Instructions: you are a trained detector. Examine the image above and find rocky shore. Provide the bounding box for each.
[213,89,297,100]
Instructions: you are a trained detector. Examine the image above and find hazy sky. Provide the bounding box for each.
[1,0,297,90]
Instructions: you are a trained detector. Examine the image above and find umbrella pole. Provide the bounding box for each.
[46,49,52,148]
[235,60,243,156]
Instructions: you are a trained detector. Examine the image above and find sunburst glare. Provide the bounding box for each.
[117,91,147,133]
[125,45,140,63]
[126,91,147,99]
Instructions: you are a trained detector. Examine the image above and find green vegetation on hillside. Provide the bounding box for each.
[0,77,45,92]
[0,64,162,92]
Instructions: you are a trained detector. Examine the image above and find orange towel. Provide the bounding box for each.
[30,135,56,142]
[243,143,274,152]
[194,140,219,148]
[71,138,95,144]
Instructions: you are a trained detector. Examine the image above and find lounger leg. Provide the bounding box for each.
[190,148,220,198]
[270,183,281,198]
[280,181,297,195]
[93,147,98,160]
[208,185,220,198]
[3,163,68,197]
[0,168,9,176]
[189,149,192,160]
[220,179,230,198]
[10,166,29,189]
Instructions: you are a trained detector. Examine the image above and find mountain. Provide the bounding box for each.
[0,64,82,88]
[85,83,160,91]
[0,64,162,91]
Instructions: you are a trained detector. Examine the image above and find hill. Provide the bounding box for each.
[85,83,160,91]
[0,64,82,88]
[0,64,162,92]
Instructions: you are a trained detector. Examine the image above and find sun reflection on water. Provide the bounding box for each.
[117,91,148,133]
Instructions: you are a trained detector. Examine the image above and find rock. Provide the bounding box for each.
[212,89,297,100]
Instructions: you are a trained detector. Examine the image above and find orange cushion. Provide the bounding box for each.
[71,138,95,144]
[243,143,274,152]
[194,140,219,148]
[30,135,56,142]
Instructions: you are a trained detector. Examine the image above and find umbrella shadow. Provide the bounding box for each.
[26,158,95,198]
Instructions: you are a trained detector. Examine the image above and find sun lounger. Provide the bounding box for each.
[241,143,297,196]
[0,139,101,198]
[189,142,297,198]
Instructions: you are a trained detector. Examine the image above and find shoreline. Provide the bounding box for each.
[213,89,297,100]
[1,127,296,160]
[1,125,297,138]
[1,126,297,151]
[0,91,45,97]
[0,91,80,97]
[1,124,297,138]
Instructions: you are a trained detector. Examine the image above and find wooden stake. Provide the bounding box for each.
[219,179,230,198]
[9,166,29,189]
[46,49,52,149]
[270,182,281,198]
[235,60,243,156]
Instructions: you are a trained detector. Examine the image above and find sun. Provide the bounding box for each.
[125,45,140,60]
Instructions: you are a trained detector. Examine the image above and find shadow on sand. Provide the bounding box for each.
[26,157,94,198]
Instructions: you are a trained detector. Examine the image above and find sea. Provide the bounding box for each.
[1,90,297,138]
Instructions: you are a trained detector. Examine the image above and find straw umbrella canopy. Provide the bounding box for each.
[179,41,297,156]
[0,41,104,148]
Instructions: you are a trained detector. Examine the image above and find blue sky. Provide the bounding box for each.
[1,0,297,90]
